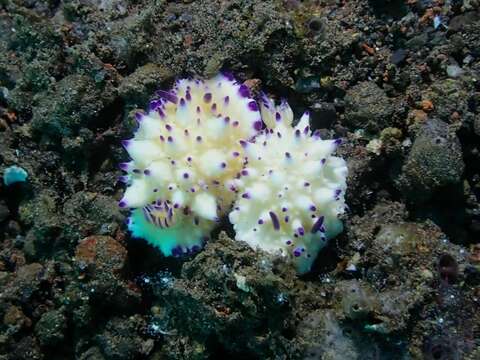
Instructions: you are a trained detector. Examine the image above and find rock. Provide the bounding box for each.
[310,102,337,129]
[96,316,146,360]
[297,310,358,360]
[75,236,127,274]
[34,309,67,347]
[337,280,378,320]
[396,119,464,203]
[344,82,394,133]
[3,305,30,330]
[474,117,480,136]
[390,49,407,66]
[446,65,464,78]
[30,75,106,142]
[10,336,43,360]
[118,63,173,105]
[0,200,9,222]
[2,263,44,303]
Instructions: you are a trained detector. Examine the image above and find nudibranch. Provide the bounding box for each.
[120,74,262,256]
[229,94,348,274]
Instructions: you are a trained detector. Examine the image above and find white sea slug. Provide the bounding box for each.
[229,95,348,274]
[119,73,262,256]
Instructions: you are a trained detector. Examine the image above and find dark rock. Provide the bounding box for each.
[96,316,146,360]
[310,102,337,129]
[390,49,407,66]
[34,309,67,347]
[30,75,107,142]
[0,200,9,222]
[344,82,394,133]
[9,336,43,360]
[396,119,465,203]
[75,236,127,275]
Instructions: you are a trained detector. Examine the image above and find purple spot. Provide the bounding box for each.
[232,121,239,127]
[132,169,140,174]
[119,162,129,171]
[171,160,176,165]
[191,245,200,252]
[241,170,249,176]
[203,93,212,103]
[295,129,301,137]
[160,135,165,142]
[156,90,178,104]
[285,152,291,158]
[153,188,158,192]
[232,151,240,157]
[269,211,280,231]
[304,182,310,187]
[286,240,292,245]
[183,173,189,179]
[118,176,129,183]
[275,112,281,121]
[186,92,192,101]
[224,96,230,104]
[313,130,321,138]
[304,126,310,134]
[167,136,173,142]
[158,108,165,118]
[220,162,226,168]
[248,101,259,111]
[335,189,342,197]
[311,216,325,234]
[144,169,151,175]
[242,193,250,199]
[121,140,130,148]
[298,227,305,236]
[258,219,264,225]
[222,71,235,81]
[171,246,181,257]
[180,98,186,107]
[309,205,316,211]
[165,124,172,131]
[238,84,250,98]
[224,116,230,123]
[240,140,248,148]
[196,136,202,142]
[135,112,143,122]
[253,120,263,131]
[321,158,326,164]
[277,132,282,138]
[187,157,192,162]
[334,138,342,145]
[284,216,289,223]
[282,207,287,212]
[293,248,302,257]
[119,200,127,208]
[211,103,217,112]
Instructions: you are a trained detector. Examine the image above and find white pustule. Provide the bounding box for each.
[229,93,348,274]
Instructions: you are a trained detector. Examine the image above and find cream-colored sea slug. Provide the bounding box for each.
[229,94,348,274]
[120,73,262,256]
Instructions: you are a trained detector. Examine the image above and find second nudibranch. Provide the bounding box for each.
[229,94,348,274]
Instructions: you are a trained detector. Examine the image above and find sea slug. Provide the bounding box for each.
[229,94,347,274]
[120,74,262,256]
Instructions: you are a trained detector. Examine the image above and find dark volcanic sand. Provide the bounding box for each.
[0,0,479,359]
